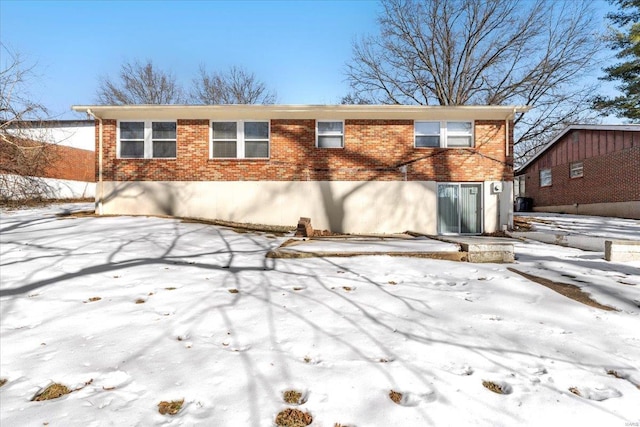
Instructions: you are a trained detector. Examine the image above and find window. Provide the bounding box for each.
[540,169,552,187]
[514,175,526,197]
[414,122,440,147]
[446,121,473,147]
[118,121,176,159]
[570,161,583,178]
[317,121,344,148]
[211,121,269,159]
[414,121,473,148]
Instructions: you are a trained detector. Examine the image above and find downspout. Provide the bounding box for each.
[86,109,103,215]
[504,108,516,230]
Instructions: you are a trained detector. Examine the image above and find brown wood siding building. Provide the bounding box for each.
[515,125,640,219]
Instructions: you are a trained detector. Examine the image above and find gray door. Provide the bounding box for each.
[437,183,482,234]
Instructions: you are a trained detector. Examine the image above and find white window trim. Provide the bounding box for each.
[540,168,552,187]
[570,161,584,178]
[210,120,270,159]
[316,120,345,148]
[117,120,177,159]
[414,120,474,148]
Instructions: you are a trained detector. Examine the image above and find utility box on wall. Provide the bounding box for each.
[492,182,503,193]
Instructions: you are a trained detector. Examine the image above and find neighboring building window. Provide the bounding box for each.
[211,121,269,159]
[514,175,526,197]
[317,121,344,148]
[540,169,552,187]
[570,161,583,178]
[118,121,176,159]
[414,121,473,148]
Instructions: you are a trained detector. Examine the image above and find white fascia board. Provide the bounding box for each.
[71,104,531,121]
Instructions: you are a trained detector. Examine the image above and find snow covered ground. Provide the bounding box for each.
[516,212,640,240]
[1,204,639,426]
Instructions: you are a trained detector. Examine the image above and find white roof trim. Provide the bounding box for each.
[71,104,530,121]
[516,124,640,173]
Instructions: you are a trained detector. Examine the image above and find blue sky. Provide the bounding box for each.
[1,0,615,120]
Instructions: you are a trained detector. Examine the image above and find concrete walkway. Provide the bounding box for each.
[267,235,515,263]
[511,213,640,261]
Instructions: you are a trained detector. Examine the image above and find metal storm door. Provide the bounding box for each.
[437,183,482,234]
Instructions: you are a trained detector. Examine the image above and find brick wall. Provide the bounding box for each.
[518,129,640,206]
[98,119,511,182]
[1,138,94,182]
[44,144,94,182]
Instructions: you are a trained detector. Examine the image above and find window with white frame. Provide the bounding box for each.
[540,169,552,187]
[570,161,583,178]
[316,121,344,148]
[414,121,473,148]
[211,121,269,159]
[118,121,176,159]
[414,121,440,147]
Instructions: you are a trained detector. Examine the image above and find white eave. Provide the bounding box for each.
[71,104,530,121]
[516,124,640,173]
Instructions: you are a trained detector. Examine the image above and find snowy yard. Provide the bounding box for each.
[1,204,639,426]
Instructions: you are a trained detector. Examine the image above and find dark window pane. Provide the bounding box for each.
[318,135,343,148]
[152,122,176,139]
[245,122,269,139]
[318,121,343,134]
[212,141,237,158]
[121,140,144,158]
[212,122,237,139]
[120,122,144,140]
[447,121,472,133]
[415,135,440,147]
[415,121,439,135]
[245,141,269,158]
[153,141,176,158]
[447,136,472,147]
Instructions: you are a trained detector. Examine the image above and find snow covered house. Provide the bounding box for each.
[0,120,95,200]
[515,125,640,219]
[71,104,528,234]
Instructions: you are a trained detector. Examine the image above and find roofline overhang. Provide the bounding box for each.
[516,123,640,173]
[71,104,531,121]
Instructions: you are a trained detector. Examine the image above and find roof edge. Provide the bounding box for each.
[516,124,640,173]
[71,104,531,121]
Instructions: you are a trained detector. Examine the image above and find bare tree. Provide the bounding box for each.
[96,59,184,104]
[0,43,57,201]
[344,0,602,164]
[190,65,276,104]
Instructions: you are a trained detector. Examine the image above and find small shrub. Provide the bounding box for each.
[569,387,581,396]
[135,299,145,304]
[482,381,509,394]
[228,289,239,294]
[283,389,305,405]
[32,383,71,401]
[275,408,312,427]
[389,390,403,404]
[158,399,184,415]
[87,297,101,302]
[0,378,7,387]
